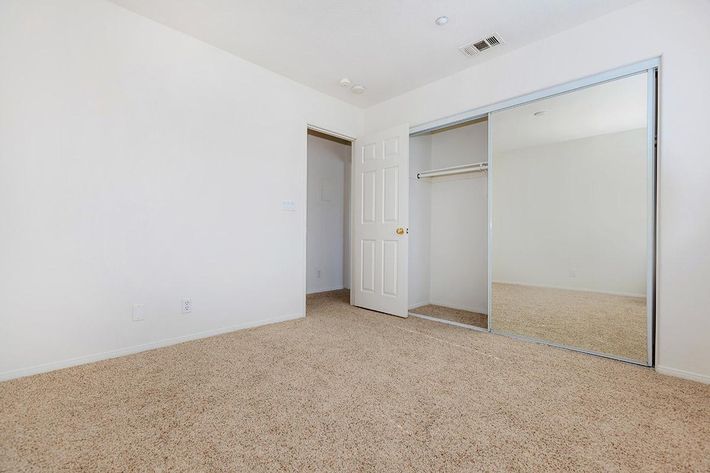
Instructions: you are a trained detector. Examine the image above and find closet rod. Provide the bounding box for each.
[416,162,488,179]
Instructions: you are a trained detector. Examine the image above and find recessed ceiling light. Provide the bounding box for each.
[351,84,366,95]
[339,78,352,87]
[435,16,449,26]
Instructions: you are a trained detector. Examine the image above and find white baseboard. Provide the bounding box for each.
[408,300,431,310]
[410,299,488,315]
[492,280,645,298]
[0,313,304,382]
[307,285,345,295]
[655,365,710,384]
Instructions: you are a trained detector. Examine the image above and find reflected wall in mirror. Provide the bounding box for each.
[490,72,652,364]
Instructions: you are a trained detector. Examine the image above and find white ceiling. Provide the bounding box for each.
[109,0,642,107]
[492,72,648,153]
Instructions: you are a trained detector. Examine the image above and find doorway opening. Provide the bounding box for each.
[306,129,352,305]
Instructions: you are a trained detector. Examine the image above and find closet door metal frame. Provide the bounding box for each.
[410,57,659,366]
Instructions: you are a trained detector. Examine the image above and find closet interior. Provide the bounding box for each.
[408,118,489,330]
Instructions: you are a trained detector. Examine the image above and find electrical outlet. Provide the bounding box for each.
[181,298,192,314]
[132,304,145,322]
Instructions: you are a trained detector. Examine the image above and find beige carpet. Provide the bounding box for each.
[411,304,487,329]
[493,283,648,363]
[1,290,708,472]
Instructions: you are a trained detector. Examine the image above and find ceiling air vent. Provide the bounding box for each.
[459,34,504,57]
[486,35,501,46]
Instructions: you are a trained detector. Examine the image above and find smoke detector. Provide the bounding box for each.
[459,34,504,57]
[351,84,366,95]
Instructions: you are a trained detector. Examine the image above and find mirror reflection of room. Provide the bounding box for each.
[409,118,489,330]
[491,73,650,363]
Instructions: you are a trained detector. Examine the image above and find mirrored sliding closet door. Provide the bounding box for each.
[490,71,655,365]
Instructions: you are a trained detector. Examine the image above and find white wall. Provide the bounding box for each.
[0,0,362,380]
[365,0,710,383]
[306,134,350,294]
[493,129,647,296]
[408,122,488,314]
[429,123,488,314]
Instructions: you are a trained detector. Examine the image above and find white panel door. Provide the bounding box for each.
[351,124,409,317]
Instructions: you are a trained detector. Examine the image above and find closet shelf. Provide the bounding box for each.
[416,162,488,179]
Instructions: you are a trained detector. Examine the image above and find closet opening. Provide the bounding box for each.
[306,129,352,304]
[350,59,656,365]
[408,117,489,330]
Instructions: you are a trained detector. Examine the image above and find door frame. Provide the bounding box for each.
[409,57,660,367]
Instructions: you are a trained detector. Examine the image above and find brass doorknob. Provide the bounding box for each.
[396,227,405,235]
